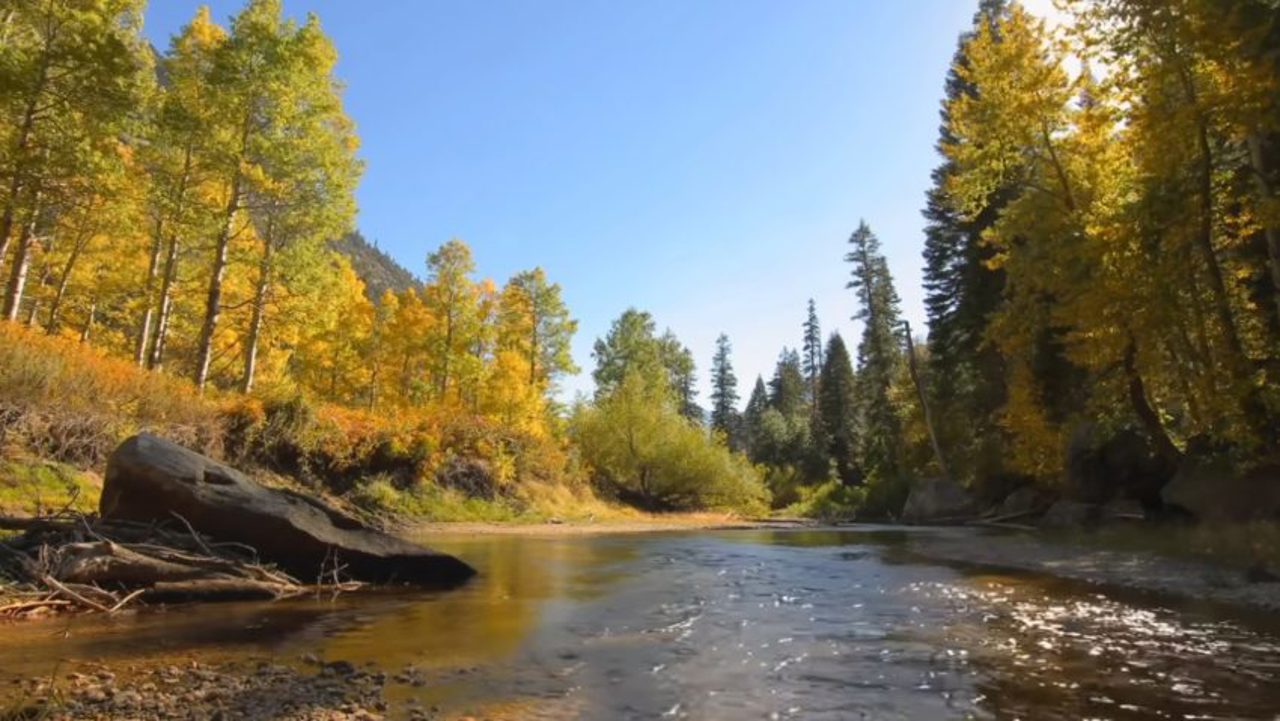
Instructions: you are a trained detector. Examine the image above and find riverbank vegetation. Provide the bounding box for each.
[3,0,1280,529]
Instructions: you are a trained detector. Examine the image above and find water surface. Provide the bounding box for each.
[2,527,1278,719]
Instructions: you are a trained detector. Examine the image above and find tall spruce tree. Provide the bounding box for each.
[709,333,739,444]
[801,299,823,403]
[846,220,905,480]
[742,375,770,463]
[920,0,1011,482]
[768,348,807,419]
[817,333,859,484]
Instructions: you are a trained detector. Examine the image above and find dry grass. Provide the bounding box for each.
[0,322,615,524]
[0,323,224,467]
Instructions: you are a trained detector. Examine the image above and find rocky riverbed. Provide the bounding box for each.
[7,657,443,721]
[902,526,1280,612]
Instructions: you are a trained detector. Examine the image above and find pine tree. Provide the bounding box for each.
[920,0,1010,482]
[709,333,739,444]
[742,375,770,463]
[817,333,859,484]
[801,299,823,404]
[846,220,905,480]
[659,330,700,421]
[768,348,807,419]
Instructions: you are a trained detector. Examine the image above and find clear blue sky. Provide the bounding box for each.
[142,1,993,405]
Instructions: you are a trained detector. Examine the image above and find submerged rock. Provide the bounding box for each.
[901,478,976,523]
[1039,499,1098,528]
[101,434,476,586]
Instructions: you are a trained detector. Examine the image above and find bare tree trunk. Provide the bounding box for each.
[1247,133,1280,331]
[904,321,951,481]
[134,221,163,364]
[1123,337,1180,466]
[0,54,48,275]
[241,227,274,394]
[140,144,194,366]
[1175,63,1249,368]
[46,229,92,334]
[193,173,242,391]
[3,189,41,322]
[79,300,96,343]
[25,298,38,327]
[148,234,180,370]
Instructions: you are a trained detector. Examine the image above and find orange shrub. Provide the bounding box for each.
[0,322,223,464]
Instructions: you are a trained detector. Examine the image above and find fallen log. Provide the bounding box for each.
[962,509,1044,532]
[143,578,301,602]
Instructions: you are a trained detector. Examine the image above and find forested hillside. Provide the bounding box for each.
[701,0,1280,518]
[332,231,419,302]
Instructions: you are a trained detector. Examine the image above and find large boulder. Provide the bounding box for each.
[101,434,476,587]
[901,478,977,524]
[1161,453,1280,523]
[1064,425,1173,507]
[996,486,1044,518]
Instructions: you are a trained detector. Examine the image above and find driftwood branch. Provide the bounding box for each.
[967,508,1046,530]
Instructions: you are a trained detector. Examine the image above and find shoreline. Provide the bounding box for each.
[406,514,813,537]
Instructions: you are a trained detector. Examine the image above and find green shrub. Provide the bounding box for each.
[572,370,769,513]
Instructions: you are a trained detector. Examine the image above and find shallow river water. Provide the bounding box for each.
[2,527,1279,719]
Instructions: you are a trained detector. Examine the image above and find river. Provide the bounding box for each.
[2,527,1278,719]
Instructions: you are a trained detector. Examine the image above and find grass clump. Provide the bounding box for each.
[0,460,99,516]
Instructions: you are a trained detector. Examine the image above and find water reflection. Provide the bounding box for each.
[1,528,1278,720]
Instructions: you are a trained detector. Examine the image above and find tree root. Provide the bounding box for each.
[0,512,355,618]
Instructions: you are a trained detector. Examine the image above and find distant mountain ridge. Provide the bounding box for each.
[331,231,420,302]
